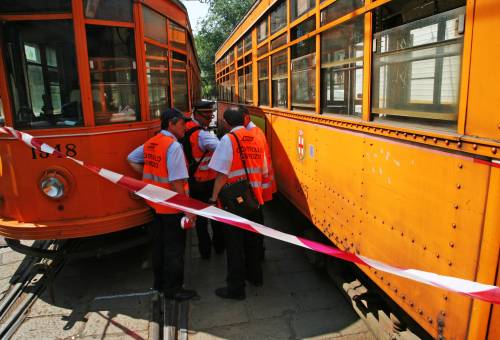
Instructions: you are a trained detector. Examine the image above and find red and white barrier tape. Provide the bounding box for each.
[1,126,499,305]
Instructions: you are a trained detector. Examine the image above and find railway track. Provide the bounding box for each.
[0,240,78,339]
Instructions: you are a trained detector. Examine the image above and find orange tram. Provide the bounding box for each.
[215,0,499,339]
[0,1,201,239]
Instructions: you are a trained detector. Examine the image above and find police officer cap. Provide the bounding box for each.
[223,106,246,127]
[161,108,190,123]
[193,101,214,111]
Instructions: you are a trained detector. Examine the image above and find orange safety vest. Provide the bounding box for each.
[185,120,216,182]
[142,133,186,214]
[227,127,266,205]
[248,125,277,202]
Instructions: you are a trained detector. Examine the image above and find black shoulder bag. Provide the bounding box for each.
[218,132,260,217]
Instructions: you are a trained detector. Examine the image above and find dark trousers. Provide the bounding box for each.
[189,179,225,257]
[225,207,264,294]
[151,213,186,294]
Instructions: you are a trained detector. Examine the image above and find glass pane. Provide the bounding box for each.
[3,20,82,129]
[230,74,236,102]
[143,7,167,44]
[321,15,364,116]
[291,16,316,41]
[238,69,245,103]
[257,19,268,43]
[372,7,465,128]
[170,21,187,50]
[270,1,287,34]
[271,33,288,50]
[291,38,316,110]
[237,40,244,57]
[87,25,139,125]
[258,44,269,57]
[146,44,169,119]
[245,66,253,104]
[291,0,315,21]
[244,33,253,54]
[272,50,288,107]
[321,0,364,26]
[84,0,132,22]
[0,0,71,13]
[258,59,269,106]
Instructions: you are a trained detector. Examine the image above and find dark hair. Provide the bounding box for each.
[223,106,245,127]
[161,108,183,130]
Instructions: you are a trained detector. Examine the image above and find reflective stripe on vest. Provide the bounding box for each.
[142,133,182,214]
[227,167,263,179]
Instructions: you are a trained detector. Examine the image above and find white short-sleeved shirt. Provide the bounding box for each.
[127,130,188,182]
[192,118,219,152]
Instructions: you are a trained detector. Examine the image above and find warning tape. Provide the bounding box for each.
[1,126,499,305]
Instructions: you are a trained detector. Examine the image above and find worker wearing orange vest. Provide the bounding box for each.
[243,110,277,263]
[183,101,224,259]
[208,106,268,300]
[127,109,198,301]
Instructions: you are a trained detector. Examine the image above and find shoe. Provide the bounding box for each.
[165,288,199,301]
[215,287,245,300]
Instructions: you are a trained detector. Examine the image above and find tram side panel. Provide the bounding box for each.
[268,114,492,339]
[0,126,157,240]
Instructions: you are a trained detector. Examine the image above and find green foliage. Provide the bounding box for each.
[195,0,254,99]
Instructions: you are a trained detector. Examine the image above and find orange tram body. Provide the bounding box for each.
[215,0,499,339]
[0,1,201,240]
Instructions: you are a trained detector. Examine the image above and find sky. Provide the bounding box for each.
[181,0,210,34]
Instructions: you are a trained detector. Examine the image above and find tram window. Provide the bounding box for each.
[321,0,364,26]
[143,7,167,44]
[372,1,466,129]
[84,0,132,22]
[321,16,364,117]
[245,66,253,105]
[271,50,288,108]
[237,40,244,58]
[3,21,82,129]
[258,44,269,57]
[271,33,288,51]
[169,22,187,50]
[257,19,268,43]
[291,16,316,41]
[258,59,270,106]
[0,1,71,13]
[270,1,287,35]
[145,44,170,119]
[228,50,235,64]
[87,25,139,125]
[244,33,253,54]
[238,69,245,103]
[171,52,188,112]
[291,38,316,110]
[291,0,315,22]
[230,74,236,102]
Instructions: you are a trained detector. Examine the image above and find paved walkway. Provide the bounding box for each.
[1,198,374,339]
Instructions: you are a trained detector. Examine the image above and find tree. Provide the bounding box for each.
[195,0,255,99]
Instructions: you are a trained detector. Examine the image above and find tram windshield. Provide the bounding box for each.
[3,20,83,129]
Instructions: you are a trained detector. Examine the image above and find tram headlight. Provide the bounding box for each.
[39,168,72,200]
[40,177,65,199]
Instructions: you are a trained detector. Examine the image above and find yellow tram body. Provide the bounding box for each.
[215,0,499,338]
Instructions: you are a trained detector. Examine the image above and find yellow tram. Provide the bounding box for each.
[215,0,499,338]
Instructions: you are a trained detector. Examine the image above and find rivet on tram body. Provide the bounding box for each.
[449,242,455,248]
[443,295,448,301]
[457,141,462,148]
[401,294,406,300]
[441,311,446,317]
[448,261,453,266]
[456,184,461,189]
[433,138,438,143]
[452,223,457,229]
[454,204,459,209]
[393,287,398,293]
[410,301,415,307]
[423,136,427,141]
[413,134,416,139]
[492,147,497,154]
[404,133,407,137]
[445,140,449,146]
[458,163,463,169]
[436,253,440,259]
[418,309,423,315]
[428,317,433,324]
[473,144,478,150]
[423,245,427,250]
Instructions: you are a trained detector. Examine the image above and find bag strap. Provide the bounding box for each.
[184,126,207,176]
